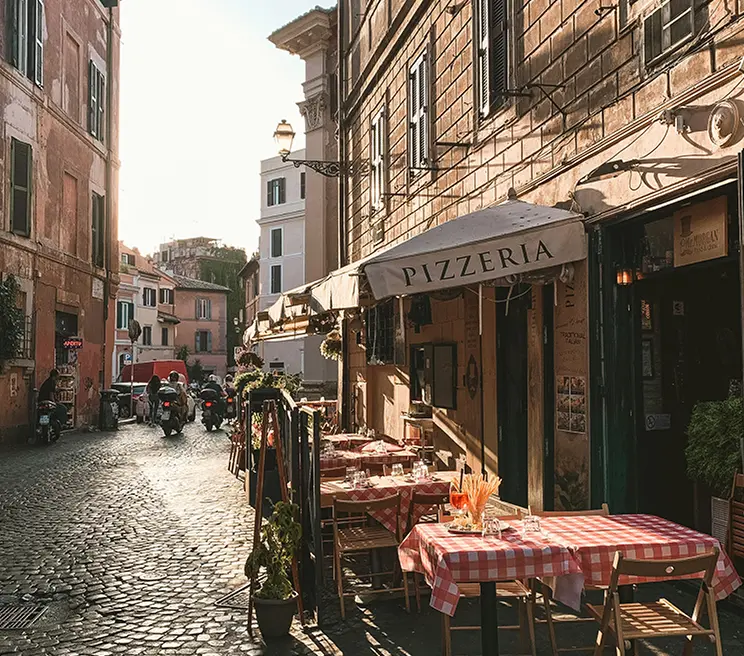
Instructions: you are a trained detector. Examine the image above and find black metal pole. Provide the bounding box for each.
[738,152,744,409]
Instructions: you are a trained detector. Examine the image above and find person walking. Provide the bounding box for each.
[146,375,161,426]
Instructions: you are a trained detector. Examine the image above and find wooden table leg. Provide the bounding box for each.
[481,582,500,656]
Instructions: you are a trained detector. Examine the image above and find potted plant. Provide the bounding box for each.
[320,330,342,361]
[685,394,743,543]
[244,501,302,639]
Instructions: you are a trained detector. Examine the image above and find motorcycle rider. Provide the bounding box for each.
[168,371,189,423]
[38,369,68,426]
[204,374,226,417]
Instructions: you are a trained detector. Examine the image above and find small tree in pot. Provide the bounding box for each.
[244,501,302,639]
[685,395,743,542]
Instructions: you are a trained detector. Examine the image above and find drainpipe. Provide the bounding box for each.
[738,151,744,434]
[101,5,115,395]
[337,3,351,431]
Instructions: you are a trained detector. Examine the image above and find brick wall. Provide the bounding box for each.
[343,0,743,261]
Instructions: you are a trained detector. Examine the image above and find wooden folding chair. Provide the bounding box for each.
[320,466,348,480]
[332,493,410,619]
[728,473,744,561]
[439,514,537,656]
[587,548,723,656]
[529,504,611,655]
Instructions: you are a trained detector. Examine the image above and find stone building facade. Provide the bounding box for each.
[336,0,744,520]
[0,0,120,441]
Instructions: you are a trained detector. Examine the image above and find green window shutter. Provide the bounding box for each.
[116,301,123,329]
[266,181,273,206]
[33,0,44,86]
[207,299,212,320]
[10,0,19,67]
[10,138,32,236]
[17,0,29,75]
[195,332,200,352]
[128,302,134,320]
[207,331,212,352]
[98,72,105,142]
[279,178,286,204]
[195,298,199,319]
[490,0,509,110]
[88,60,97,136]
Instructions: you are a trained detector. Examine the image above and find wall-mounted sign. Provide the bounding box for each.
[63,336,84,350]
[645,414,672,431]
[673,196,728,268]
[123,353,132,364]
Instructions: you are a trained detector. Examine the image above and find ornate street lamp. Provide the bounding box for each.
[273,120,366,178]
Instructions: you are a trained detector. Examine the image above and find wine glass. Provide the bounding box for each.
[449,482,467,524]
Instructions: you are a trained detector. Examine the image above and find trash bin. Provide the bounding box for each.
[100,389,120,430]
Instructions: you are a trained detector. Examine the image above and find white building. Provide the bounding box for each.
[256,152,337,390]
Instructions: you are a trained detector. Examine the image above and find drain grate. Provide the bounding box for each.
[0,604,47,630]
[215,583,251,610]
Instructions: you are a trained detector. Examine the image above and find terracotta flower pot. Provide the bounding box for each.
[254,591,298,639]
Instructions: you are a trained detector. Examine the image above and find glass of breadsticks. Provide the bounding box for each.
[460,473,502,529]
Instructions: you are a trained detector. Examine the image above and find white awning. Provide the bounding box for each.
[362,200,586,299]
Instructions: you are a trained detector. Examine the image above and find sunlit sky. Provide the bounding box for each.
[118,0,325,256]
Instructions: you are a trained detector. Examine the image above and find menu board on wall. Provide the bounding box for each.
[556,375,587,434]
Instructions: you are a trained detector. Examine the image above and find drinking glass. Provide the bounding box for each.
[391,463,404,477]
[481,513,502,540]
[345,466,358,484]
[521,514,542,540]
[449,482,467,521]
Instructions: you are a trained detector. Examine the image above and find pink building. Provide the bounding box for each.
[173,275,229,379]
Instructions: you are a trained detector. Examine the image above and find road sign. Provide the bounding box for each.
[123,353,132,364]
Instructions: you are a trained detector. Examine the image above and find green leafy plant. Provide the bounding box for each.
[244,501,301,600]
[686,396,743,497]
[187,358,204,384]
[0,275,25,372]
[237,370,303,399]
[320,330,342,361]
[176,345,190,362]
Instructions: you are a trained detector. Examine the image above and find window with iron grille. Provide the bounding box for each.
[267,178,286,206]
[365,299,396,365]
[408,50,429,175]
[10,0,44,86]
[10,138,32,236]
[475,0,509,118]
[370,107,386,212]
[644,0,694,64]
[88,60,105,141]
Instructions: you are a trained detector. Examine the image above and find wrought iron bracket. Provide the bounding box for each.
[281,155,369,177]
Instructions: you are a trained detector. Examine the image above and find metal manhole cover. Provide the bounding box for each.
[0,604,47,630]
[215,584,251,610]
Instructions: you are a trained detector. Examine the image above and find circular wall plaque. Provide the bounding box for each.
[707,100,740,148]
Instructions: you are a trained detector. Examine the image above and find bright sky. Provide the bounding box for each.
[118,0,325,256]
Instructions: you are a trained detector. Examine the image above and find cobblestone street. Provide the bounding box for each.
[1,421,743,655]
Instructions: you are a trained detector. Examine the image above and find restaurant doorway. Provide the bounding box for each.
[496,285,530,507]
[635,259,741,528]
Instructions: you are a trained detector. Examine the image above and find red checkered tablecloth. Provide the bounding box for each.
[399,514,742,617]
[319,449,417,472]
[399,522,580,616]
[321,474,455,534]
[539,514,741,600]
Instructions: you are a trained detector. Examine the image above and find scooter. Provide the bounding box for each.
[200,388,223,432]
[36,400,62,444]
[225,393,237,421]
[157,386,184,437]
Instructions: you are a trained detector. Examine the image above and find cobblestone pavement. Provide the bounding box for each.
[1,420,743,655]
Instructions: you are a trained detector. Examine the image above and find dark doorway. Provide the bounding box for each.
[635,261,741,528]
[496,286,530,507]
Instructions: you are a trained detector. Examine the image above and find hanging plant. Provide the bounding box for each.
[0,275,25,372]
[320,330,342,361]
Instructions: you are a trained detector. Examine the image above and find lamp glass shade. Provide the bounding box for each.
[274,120,295,157]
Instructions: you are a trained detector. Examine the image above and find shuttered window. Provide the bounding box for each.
[408,51,429,174]
[161,327,169,346]
[476,0,509,118]
[91,192,105,267]
[270,228,283,258]
[644,0,694,64]
[143,288,157,307]
[270,265,282,294]
[10,138,32,237]
[370,107,386,212]
[195,330,212,353]
[159,288,174,304]
[32,0,44,85]
[116,301,135,329]
[267,178,286,206]
[196,298,212,320]
[142,326,152,346]
[300,172,306,199]
[88,61,105,141]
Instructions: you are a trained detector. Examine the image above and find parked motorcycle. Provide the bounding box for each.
[157,386,184,437]
[36,400,62,444]
[200,388,223,431]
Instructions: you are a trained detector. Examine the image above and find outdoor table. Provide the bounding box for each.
[398,514,742,656]
[320,471,457,533]
[319,448,417,473]
[321,432,374,450]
